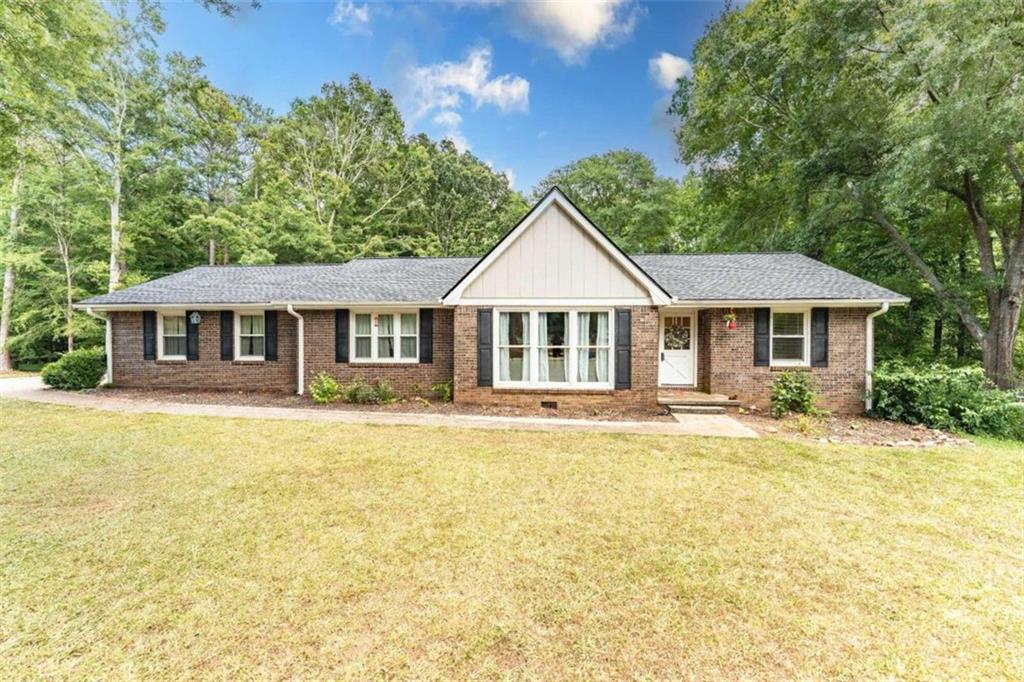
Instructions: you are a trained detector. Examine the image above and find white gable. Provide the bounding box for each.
[444,189,669,305]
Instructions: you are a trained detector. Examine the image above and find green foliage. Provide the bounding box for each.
[871,363,1024,441]
[40,347,106,390]
[770,371,818,418]
[309,372,341,405]
[338,378,399,405]
[431,380,453,403]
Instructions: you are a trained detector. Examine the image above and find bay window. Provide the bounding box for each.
[494,310,613,388]
[351,311,418,362]
[771,309,809,366]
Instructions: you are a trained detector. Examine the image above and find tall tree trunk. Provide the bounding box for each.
[57,233,74,352]
[108,170,122,292]
[0,136,25,372]
[984,290,1022,389]
[932,317,943,356]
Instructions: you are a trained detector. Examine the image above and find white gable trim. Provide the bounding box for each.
[442,188,671,306]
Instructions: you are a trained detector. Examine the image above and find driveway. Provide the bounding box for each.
[0,376,758,439]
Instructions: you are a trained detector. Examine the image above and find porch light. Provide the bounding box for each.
[724,308,737,331]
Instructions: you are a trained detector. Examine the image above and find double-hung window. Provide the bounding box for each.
[159,314,187,360]
[236,313,265,360]
[770,309,809,366]
[494,310,613,388]
[352,311,418,362]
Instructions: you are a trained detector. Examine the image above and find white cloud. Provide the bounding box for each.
[406,45,529,120]
[508,0,641,64]
[502,167,516,188]
[330,1,371,35]
[432,110,463,128]
[648,51,691,90]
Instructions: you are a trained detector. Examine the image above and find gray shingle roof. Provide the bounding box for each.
[630,253,908,302]
[78,252,906,307]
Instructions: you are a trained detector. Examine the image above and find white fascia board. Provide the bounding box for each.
[74,301,447,311]
[664,298,910,308]
[457,297,652,307]
[442,190,670,306]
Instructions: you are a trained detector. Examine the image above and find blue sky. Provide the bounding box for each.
[159,1,724,191]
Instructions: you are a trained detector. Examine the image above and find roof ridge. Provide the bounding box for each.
[630,251,803,257]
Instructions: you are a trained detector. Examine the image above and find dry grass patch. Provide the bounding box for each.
[1,398,1021,679]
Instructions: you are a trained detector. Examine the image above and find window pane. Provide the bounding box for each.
[545,347,567,382]
[401,313,416,335]
[578,348,609,382]
[400,337,417,358]
[772,337,804,360]
[240,315,264,335]
[378,336,394,358]
[164,337,187,356]
[242,336,264,357]
[577,312,609,346]
[773,312,803,336]
[164,316,185,335]
[355,314,371,335]
[499,347,528,381]
[500,312,528,345]
[544,312,566,346]
[378,314,393,336]
[355,337,371,358]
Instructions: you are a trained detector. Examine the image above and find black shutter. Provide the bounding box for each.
[811,307,829,367]
[185,310,199,361]
[220,311,233,361]
[477,308,492,387]
[264,310,278,361]
[335,309,349,363]
[419,308,433,364]
[143,311,156,360]
[615,308,631,390]
[754,308,770,366]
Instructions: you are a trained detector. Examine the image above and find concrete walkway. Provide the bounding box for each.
[0,376,758,439]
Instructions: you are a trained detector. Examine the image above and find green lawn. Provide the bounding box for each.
[1,399,1021,679]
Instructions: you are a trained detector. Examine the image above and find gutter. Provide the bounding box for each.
[286,304,304,396]
[864,302,890,412]
[85,306,113,386]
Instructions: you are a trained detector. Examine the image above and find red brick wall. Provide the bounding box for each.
[452,306,660,410]
[302,309,453,396]
[110,311,298,392]
[705,307,871,414]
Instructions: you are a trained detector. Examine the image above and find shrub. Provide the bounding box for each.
[40,347,107,390]
[770,371,817,418]
[431,381,453,403]
[373,379,398,404]
[309,372,341,405]
[341,378,378,404]
[871,362,1024,441]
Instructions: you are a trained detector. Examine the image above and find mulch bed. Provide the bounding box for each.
[96,387,675,423]
[735,410,973,448]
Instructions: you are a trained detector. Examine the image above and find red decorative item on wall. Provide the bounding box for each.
[724,308,737,331]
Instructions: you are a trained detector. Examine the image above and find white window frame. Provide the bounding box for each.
[349,310,419,364]
[157,311,187,361]
[770,307,811,367]
[234,311,266,362]
[492,308,615,390]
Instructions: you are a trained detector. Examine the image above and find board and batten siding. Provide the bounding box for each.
[462,205,650,300]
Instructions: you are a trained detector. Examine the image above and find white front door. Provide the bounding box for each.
[659,314,694,385]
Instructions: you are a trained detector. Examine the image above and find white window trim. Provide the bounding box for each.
[349,310,419,364]
[157,311,187,361]
[492,308,615,390]
[234,311,266,362]
[770,307,811,367]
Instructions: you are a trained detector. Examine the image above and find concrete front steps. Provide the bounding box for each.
[657,390,741,415]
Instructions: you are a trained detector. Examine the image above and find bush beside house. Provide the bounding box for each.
[40,348,107,390]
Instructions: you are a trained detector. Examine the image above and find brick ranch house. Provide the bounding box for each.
[78,188,909,414]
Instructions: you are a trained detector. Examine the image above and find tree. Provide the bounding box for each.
[531,150,696,253]
[0,0,107,370]
[410,136,526,257]
[672,0,1024,387]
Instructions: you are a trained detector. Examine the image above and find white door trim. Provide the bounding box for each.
[658,310,698,387]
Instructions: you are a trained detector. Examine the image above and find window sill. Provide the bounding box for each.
[234,358,267,365]
[155,358,187,364]
[770,364,810,371]
[492,386,616,395]
[348,359,420,365]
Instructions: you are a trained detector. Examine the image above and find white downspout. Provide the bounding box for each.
[85,306,113,386]
[286,304,304,396]
[864,302,890,412]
